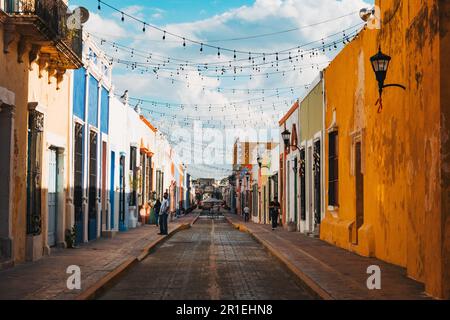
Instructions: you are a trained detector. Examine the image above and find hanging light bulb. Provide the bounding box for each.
[142,23,146,32]
[121,12,124,22]
[183,38,186,47]
[217,47,221,57]
[234,50,236,59]
[98,0,101,10]
[163,31,166,40]
[200,43,203,52]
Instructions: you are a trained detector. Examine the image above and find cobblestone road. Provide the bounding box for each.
[99,217,318,300]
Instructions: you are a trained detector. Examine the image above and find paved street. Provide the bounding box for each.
[99,217,318,300]
[0,215,197,300]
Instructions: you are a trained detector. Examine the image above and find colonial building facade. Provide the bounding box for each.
[0,0,82,264]
[279,101,300,228]
[320,0,450,299]
[298,74,325,236]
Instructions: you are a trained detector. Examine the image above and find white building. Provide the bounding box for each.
[279,101,300,230]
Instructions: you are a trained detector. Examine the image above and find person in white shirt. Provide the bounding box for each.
[243,206,250,222]
[159,192,169,235]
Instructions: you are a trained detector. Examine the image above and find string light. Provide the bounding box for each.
[87,24,360,74]
[96,1,361,56]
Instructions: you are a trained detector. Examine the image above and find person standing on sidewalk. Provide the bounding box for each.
[269,198,281,230]
[154,199,161,227]
[158,193,169,235]
[243,206,250,222]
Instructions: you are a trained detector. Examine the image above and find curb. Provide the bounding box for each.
[225,216,334,301]
[76,217,198,300]
[190,213,201,226]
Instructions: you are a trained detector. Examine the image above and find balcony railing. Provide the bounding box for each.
[3,0,82,66]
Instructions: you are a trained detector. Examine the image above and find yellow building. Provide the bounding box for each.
[321,0,449,298]
[0,0,82,265]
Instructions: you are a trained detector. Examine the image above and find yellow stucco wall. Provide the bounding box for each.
[28,58,73,252]
[0,19,73,262]
[0,23,31,262]
[321,0,449,298]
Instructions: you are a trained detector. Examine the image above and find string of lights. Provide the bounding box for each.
[114,57,331,81]
[94,1,364,56]
[149,114,286,131]
[131,96,297,116]
[86,23,363,70]
[119,84,301,108]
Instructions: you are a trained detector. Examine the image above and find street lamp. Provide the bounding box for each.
[370,47,406,112]
[257,155,269,169]
[281,129,300,152]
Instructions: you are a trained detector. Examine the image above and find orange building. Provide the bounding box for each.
[321,0,449,298]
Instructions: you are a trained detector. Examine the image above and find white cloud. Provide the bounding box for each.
[90,0,372,171]
[84,12,127,40]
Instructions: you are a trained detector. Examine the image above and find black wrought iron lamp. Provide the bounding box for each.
[257,156,269,169]
[370,47,406,113]
[281,129,302,175]
[281,129,300,152]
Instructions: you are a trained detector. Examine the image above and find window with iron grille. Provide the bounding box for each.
[328,131,339,206]
[26,109,44,235]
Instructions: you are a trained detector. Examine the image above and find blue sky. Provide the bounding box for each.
[71,0,373,177]
[74,0,256,24]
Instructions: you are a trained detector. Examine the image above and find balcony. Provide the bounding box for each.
[2,0,83,70]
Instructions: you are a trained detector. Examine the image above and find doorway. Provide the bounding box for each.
[110,151,115,229]
[74,123,84,244]
[354,141,364,244]
[293,158,298,225]
[300,149,306,222]
[119,154,126,231]
[101,142,107,234]
[313,140,321,227]
[47,148,58,247]
[307,146,313,231]
[88,130,98,241]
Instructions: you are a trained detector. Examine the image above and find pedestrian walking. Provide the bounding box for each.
[269,197,281,230]
[158,192,169,235]
[243,206,250,222]
[154,199,161,227]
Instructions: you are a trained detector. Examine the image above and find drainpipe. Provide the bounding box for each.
[321,72,326,227]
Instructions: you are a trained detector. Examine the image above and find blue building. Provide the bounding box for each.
[71,36,112,244]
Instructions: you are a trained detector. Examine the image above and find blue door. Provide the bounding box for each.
[119,154,127,231]
[110,151,115,229]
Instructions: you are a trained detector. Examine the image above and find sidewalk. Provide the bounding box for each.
[0,213,199,300]
[225,213,431,300]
